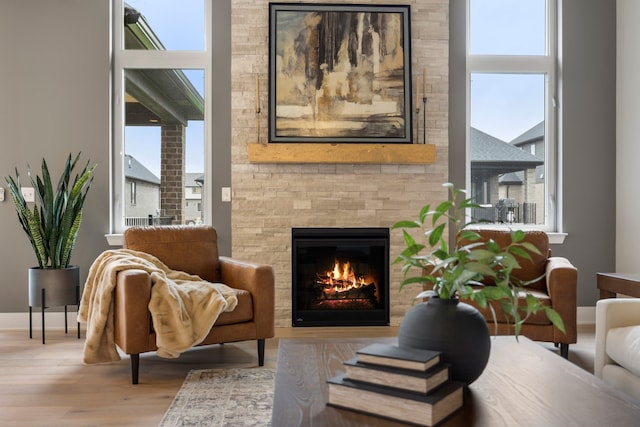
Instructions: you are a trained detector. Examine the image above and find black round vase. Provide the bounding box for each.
[398,297,491,385]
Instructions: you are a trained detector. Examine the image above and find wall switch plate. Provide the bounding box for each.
[0,187,4,202]
[221,187,231,202]
[21,187,35,202]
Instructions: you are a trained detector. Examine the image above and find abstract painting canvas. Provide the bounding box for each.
[269,3,412,143]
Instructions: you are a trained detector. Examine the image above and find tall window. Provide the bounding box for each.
[112,0,211,233]
[467,0,556,230]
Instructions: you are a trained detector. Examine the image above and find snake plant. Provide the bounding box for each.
[5,153,96,269]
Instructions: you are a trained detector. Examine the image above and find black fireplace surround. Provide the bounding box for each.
[292,227,390,327]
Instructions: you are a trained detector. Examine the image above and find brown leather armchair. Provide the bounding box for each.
[113,225,275,384]
[461,229,577,358]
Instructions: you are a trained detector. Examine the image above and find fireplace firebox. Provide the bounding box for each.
[292,228,390,327]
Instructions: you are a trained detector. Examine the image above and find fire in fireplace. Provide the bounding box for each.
[292,228,390,326]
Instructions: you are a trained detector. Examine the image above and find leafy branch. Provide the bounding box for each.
[392,183,565,336]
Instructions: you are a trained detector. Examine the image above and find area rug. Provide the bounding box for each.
[159,368,275,427]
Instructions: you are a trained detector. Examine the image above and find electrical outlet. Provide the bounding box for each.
[0,187,4,202]
[221,187,231,202]
[21,187,35,202]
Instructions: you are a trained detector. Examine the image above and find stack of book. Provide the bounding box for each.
[326,343,464,426]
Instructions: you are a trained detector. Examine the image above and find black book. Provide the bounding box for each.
[327,373,464,426]
[356,343,441,371]
[343,357,450,394]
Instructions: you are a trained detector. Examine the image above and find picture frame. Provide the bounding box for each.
[268,3,412,144]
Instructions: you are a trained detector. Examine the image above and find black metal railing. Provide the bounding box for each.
[471,202,536,225]
[125,215,174,227]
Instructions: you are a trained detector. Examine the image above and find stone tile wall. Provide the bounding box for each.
[231,0,450,327]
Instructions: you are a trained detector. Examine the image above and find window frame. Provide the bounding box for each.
[110,0,212,235]
[466,0,560,234]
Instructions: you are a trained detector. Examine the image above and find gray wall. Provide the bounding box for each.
[556,0,616,305]
[211,0,232,255]
[450,0,617,306]
[0,0,111,313]
[615,0,640,273]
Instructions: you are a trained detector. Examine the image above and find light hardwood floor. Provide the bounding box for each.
[0,325,594,426]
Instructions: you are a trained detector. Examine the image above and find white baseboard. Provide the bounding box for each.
[0,311,81,330]
[577,306,595,325]
[0,306,597,330]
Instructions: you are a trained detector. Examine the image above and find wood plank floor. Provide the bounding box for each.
[0,325,594,426]
[0,327,398,426]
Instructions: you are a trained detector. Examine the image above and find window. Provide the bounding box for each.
[467,0,556,230]
[130,181,136,206]
[112,0,211,233]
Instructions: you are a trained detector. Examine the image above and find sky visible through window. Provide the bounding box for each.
[126,0,204,50]
[470,0,546,142]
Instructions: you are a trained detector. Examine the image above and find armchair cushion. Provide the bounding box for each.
[215,289,253,325]
[124,225,221,282]
[606,326,640,377]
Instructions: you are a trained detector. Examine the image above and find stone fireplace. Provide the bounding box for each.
[230,0,449,327]
[291,228,389,326]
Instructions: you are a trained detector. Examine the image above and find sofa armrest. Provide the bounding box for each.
[595,298,640,378]
[546,257,578,344]
[113,269,153,354]
[219,256,275,338]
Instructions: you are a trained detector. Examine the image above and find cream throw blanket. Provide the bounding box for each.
[78,249,238,364]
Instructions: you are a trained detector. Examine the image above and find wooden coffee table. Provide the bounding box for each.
[271,336,640,426]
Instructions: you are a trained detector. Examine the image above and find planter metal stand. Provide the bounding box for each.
[28,266,81,344]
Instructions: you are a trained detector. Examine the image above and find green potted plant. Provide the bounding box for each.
[392,183,565,384]
[5,153,96,312]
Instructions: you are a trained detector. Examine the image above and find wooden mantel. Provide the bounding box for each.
[248,143,436,164]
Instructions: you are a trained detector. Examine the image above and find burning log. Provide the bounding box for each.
[319,282,376,301]
[311,259,379,304]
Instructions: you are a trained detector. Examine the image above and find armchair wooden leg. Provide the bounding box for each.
[257,339,265,366]
[560,343,569,359]
[131,354,140,385]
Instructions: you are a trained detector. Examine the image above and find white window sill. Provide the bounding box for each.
[106,232,567,248]
[464,224,567,245]
[105,234,123,247]
[547,232,567,245]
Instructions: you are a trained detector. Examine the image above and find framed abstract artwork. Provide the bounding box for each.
[268,3,412,143]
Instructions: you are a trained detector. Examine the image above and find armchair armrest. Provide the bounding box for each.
[219,256,275,338]
[595,298,640,378]
[113,269,153,354]
[546,256,578,343]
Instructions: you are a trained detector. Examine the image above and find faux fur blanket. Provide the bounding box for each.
[78,249,238,364]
